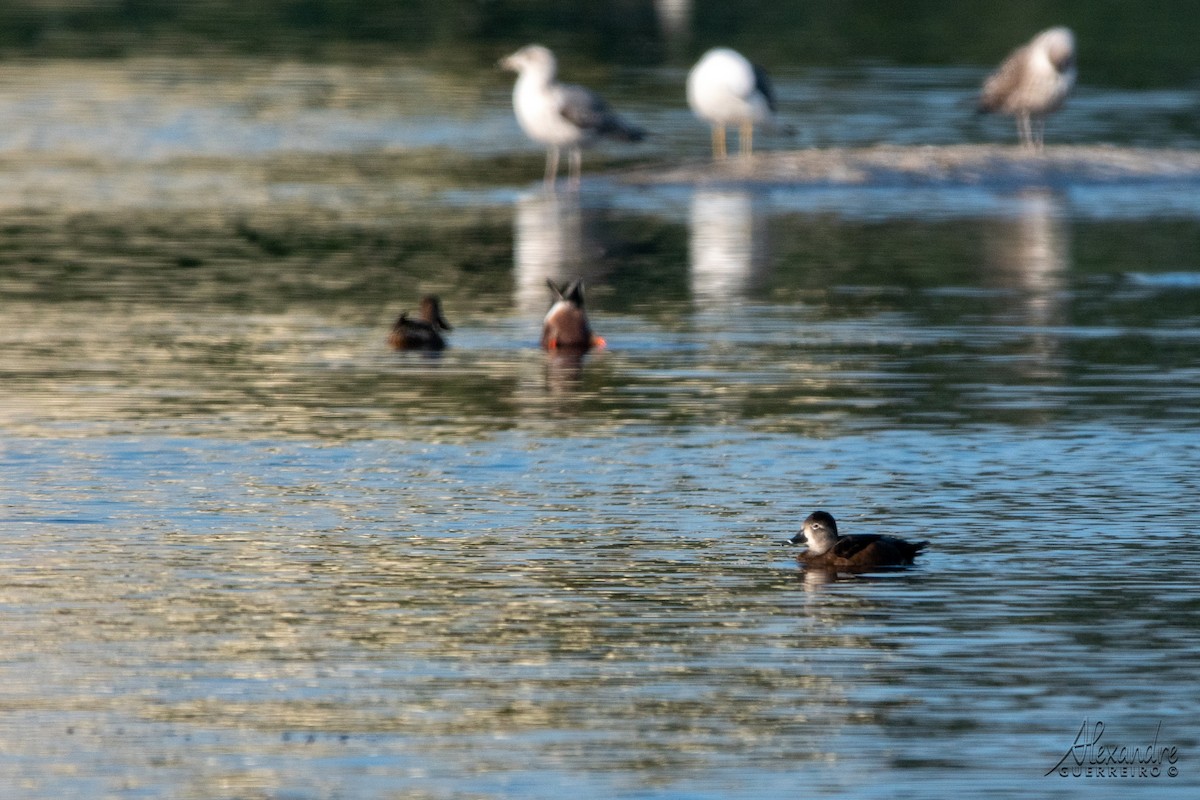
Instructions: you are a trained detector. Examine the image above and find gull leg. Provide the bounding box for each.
[712,125,726,161]
[740,120,754,156]
[1034,117,1046,150]
[1016,113,1032,149]
[544,146,560,188]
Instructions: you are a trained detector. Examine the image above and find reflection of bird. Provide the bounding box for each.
[978,27,1076,149]
[984,189,1068,327]
[686,47,776,160]
[499,44,645,187]
[514,192,586,316]
[689,188,767,304]
[789,511,927,569]
[388,295,452,351]
[653,0,693,57]
[541,279,604,353]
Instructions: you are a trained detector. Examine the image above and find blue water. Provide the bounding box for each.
[2,424,1196,798]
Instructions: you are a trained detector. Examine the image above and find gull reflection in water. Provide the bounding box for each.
[653,0,692,57]
[515,191,609,318]
[984,189,1070,330]
[513,191,610,392]
[689,188,770,308]
[982,188,1071,396]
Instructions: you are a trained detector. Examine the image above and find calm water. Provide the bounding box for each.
[1,55,1198,799]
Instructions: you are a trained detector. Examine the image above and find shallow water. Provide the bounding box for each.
[1,58,1198,798]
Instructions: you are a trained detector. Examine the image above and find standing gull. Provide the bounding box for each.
[499,44,645,188]
[686,47,777,160]
[978,27,1076,149]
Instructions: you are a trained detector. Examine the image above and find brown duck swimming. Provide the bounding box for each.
[389,295,452,351]
[789,511,927,569]
[541,279,605,354]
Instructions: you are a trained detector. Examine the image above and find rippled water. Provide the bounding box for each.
[1,59,1198,798]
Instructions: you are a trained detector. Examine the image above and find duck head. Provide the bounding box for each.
[789,510,840,555]
[420,295,452,331]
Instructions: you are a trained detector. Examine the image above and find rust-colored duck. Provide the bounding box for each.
[541,279,604,354]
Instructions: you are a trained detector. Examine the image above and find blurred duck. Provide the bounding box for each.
[686,47,777,160]
[978,27,1076,148]
[499,44,645,187]
[541,279,604,353]
[389,295,452,351]
[789,511,928,569]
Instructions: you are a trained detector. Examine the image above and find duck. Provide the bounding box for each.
[686,47,777,160]
[499,44,645,187]
[388,295,452,351]
[541,279,604,353]
[978,27,1076,149]
[789,511,927,569]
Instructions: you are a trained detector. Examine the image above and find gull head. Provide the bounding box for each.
[499,44,558,79]
[1035,27,1076,73]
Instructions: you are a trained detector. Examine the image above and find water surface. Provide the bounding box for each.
[0,56,1198,799]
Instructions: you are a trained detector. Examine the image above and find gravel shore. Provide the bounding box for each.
[619,145,1200,188]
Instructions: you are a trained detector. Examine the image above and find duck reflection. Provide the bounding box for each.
[543,350,589,393]
[794,564,924,591]
[983,189,1069,330]
[689,188,770,307]
[796,565,841,590]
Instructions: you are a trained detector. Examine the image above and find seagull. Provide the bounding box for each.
[499,44,645,188]
[978,27,1076,149]
[686,47,777,160]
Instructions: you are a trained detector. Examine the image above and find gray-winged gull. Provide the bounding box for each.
[500,44,645,187]
[686,47,777,160]
[978,27,1076,149]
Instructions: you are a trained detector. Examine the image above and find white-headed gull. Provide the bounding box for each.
[686,47,777,160]
[500,44,645,187]
[978,27,1076,149]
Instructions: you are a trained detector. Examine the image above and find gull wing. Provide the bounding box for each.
[979,44,1030,113]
